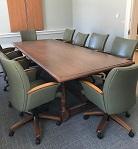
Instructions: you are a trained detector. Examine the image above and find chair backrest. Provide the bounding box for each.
[0,51,8,59]
[110,37,138,59]
[73,32,89,47]
[63,29,75,43]
[1,58,30,112]
[0,45,3,51]
[20,30,37,41]
[88,33,109,51]
[0,51,9,74]
[103,64,138,114]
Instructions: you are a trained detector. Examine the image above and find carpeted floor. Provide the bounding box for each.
[0,71,138,149]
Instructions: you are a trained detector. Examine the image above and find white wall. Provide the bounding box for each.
[0,0,132,48]
[43,0,73,30]
[0,0,73,44]
[0,0,11,33]
[129,0,138,39]
[72,0,128,50]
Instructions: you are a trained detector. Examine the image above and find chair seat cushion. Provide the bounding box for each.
[83,76,104,89]
[30,80,46,89]
[92,75,104,89]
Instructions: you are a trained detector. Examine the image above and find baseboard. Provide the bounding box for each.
[0,29,65,45]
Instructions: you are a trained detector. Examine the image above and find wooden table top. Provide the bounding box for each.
[14,39,134,82]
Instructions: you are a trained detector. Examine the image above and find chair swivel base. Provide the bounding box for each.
[83,111,134,139]
[9,112,62,145]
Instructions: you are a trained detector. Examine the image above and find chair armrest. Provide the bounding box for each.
[14,56,26,61]
[27,82,58,94]
[14,56,30,69]
[5,50,22,59]
[2,47,15,54]
[24,67,39,82]
[4,47,15,50]
[26,82,60,110]
[81,80,103,94]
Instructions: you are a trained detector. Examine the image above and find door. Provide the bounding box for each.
[128,0,138,39]
[7,0,44,32]
[7,0,28,32]
[25,0,44,30]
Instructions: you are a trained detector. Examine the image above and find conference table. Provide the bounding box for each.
[14,39,134,121]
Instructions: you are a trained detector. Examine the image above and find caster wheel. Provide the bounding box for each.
[83,115,90,120]
[8,102,13,108]
[35,138,41,145]
[125,112,130,118]
[9,130,15,137]
[128,130,134,138]
[56,121,62,126]
[97,132,104,139]
[19,112,24,117]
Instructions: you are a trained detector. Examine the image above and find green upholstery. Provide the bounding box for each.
[63,29,75,43]
[1,58,60,112]
[81,64,138,115]
[5,50,22,60]
[19,30,38,68]
[13,56,30,69]
[20,30,37,41]
[0,45,24,61]
[25,67,39,82]
[0,51,29,70]
[88,33,109,51]
[110,37,138,59]
[73,32,89,47]
[0,51,8,59]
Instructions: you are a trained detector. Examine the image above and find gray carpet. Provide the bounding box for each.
[0,72,138,149]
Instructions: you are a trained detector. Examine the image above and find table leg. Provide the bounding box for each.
[60,83,70,121]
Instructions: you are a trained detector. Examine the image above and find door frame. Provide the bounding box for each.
[124,0,138,39]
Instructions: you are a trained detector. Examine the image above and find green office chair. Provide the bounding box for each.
[86,33,109,82]
[0,46,23,74]
[110,37,138,59]
[0,30,37,60]
[20,30,37,41]
[20,30,38,66]
[0,30,37,74]
[0,51,30,69]
[88,33,109,51]
[0,44,28,62]
[0,51,30,91]
[93,37,138,85]
[3,50,23,60]
[1,58,61,145]
[57,29,75,43]
[1,29,37,58]
[63,29,75,43]
[73,32,89,47]
[0,45,15,54]
[0,45,18,74]
[81,64,138,139]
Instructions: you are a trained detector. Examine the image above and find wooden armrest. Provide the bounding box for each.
[24,67,37,72]
[14,56,26,61]
[27,82,58,94]
[82,81,103,94]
